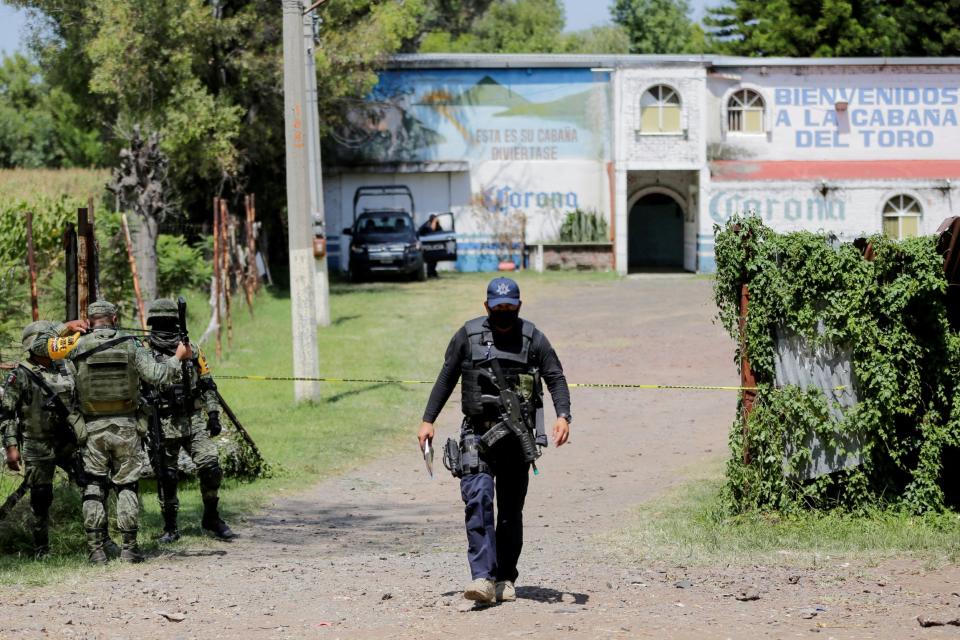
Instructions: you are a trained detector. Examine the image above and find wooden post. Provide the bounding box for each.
[220,198,233,348]
[25,211,39,322]
[63,224,78,321]
[121,214,147,331]
[77,208,90,320]
[87,196,100,302]
[213,197,222,359]
[243,195,255,316]
[251,193,261,292]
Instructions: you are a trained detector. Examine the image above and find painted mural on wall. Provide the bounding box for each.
[330,69,612,165]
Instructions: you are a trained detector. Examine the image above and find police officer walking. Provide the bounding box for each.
[33,301,190,564]
[143,298,234,542]
[418,277,571,604]
[1,320,89,558]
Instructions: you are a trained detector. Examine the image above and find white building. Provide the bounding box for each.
[325,54,960,273]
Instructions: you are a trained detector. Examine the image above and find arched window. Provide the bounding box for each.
[727,89,765,134]
[882,194,922,240]
[640,85,681,133]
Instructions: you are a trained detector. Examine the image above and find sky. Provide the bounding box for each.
[564,0,712,31]
[0,0,716,55]
[0,4,28,56]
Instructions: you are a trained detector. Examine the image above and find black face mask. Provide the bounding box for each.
[488,309,519,331]
[148,321,180,352]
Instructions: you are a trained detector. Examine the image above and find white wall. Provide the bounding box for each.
[707,65,960,161]
[324,159,610,271]
[697,179,959,270]
[618,65,707,169]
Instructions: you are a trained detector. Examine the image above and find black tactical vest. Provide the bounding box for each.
[460,316,540,418]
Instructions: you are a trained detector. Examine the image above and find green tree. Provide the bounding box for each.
[419,0,496,41]
[10,0,425,276]
[612,0,705,54]
[561,25,632,54]
[0,53,101,168]
[704,0,960,57]
[420,0,565,53]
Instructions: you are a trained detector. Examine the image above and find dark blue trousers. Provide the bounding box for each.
[460,441,530,582]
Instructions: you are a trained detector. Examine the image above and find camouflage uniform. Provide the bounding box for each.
[144,298,234,541]
[0,321,85,557]
[35,301,180,563]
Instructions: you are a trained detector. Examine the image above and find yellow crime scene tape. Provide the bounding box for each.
[215,374,845,392]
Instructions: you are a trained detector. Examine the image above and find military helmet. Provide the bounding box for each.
[87,300,117,318]
[147,298,178,323]
[21,320,57,351]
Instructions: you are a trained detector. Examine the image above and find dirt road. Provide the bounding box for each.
[1,276,957,639]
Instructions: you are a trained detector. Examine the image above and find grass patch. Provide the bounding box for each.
[0,168,110,202]
[0,270,609,586]
[610,462,960,568]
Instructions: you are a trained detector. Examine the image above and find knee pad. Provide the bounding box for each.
[30,483,54,514]
[82,475,109,505]
[114,481,139,496]
[198,465,223,491]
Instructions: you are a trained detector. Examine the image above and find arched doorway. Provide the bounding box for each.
[628,191,684,271]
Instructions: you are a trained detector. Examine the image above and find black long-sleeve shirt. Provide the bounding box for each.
[422,318,571,423]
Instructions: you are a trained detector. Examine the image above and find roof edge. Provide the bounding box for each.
[389,53,960,69]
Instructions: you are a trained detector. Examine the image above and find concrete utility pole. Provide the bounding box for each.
[303,10,331,327]
[282,0,321,401]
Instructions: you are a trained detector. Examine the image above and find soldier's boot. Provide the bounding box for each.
[98,494,121,558]
[102,530,121,559]
[201,497,236,540]
[158,508,180,543]
[85,528,108,565]
[32,526,49,560]
[30,483,53,559]
[118,529,144,564]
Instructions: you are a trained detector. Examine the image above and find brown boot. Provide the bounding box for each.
[119,529,144,563]
[85,528,108,566]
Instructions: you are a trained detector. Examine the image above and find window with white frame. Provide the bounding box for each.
[882,194,922,240]
[640,85,682,133]
[727,89,765,134]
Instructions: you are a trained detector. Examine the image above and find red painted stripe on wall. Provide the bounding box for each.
[710,160,960,181]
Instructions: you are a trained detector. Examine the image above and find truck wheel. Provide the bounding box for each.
[415,261,427,282]
[349,268,363,283]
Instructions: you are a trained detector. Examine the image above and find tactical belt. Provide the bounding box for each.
[84,400,137,415]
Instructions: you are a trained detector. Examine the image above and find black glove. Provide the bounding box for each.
[207,411,222,437]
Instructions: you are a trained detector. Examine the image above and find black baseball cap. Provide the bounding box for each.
[486,277,521,307]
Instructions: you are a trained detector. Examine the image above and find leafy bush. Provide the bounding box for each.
[559,209,609,243]
[157,234,212,297]
[714,215,960,514]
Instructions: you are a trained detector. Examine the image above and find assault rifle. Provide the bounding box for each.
[16,365,87,487]
[478,388,541,465]
[141,388,168,504]
[177,296,194,403]
[0,478,29,521]
[478,361,542,468]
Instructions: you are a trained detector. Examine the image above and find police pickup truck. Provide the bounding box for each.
[343,186,457,282]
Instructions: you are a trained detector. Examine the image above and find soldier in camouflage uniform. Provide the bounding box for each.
[143,298,234,542]
[1,320,89,558]
[33,300,190,564]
